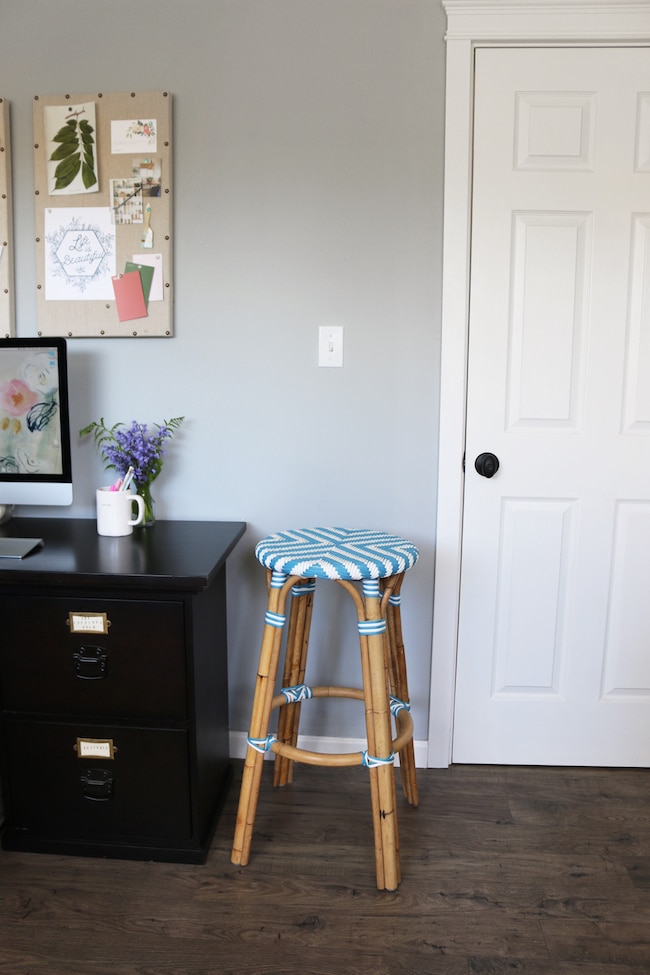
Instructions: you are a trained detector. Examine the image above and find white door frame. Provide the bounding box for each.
[428,0,650,768]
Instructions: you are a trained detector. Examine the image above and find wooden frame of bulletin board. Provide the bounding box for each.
[33,90,173,338]
[0,98,15,338]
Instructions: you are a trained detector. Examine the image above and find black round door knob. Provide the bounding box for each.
[475,452,500,478]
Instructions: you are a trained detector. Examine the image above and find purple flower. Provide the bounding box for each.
[79,416,184,488]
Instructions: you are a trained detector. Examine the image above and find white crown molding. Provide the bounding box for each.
[443,0,650,42]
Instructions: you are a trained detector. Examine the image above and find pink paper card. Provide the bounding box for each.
[112,271,148,322]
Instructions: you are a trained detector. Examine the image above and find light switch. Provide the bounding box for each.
[319,326,343,367]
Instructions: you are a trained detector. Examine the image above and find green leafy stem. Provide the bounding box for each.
[49,110,97,191]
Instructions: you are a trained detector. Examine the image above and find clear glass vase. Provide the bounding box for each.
[135,481,156,527]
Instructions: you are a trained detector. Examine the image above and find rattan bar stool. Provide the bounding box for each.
[231,527,419,891]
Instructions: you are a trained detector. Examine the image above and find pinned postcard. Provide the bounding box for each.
[111,119,157,154]
[112,270,148,322]
[45,207,116,300]
[125,261,154,306]
[131,253,163,301]
[44,103,99,196]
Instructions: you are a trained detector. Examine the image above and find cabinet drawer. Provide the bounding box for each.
[2,718,192,840]
[0,596,187,719]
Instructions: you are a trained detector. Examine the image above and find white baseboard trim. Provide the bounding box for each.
[229,730,429,768]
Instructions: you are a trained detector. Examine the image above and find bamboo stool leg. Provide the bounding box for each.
[383,574,419,808]
[273,579,315,787]
[363,578,400,891]
[340,577,400,891]
[355,603,385,889]
[231,572,296,866]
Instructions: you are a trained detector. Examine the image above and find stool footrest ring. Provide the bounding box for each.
[265,684,414,768]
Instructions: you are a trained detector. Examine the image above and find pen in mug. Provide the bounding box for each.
[120,467,135,492]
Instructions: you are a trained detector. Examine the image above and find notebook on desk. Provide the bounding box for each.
[0,538,44,559]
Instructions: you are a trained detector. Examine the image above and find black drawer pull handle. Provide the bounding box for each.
[73,647,108,680]
[80,769,114,801]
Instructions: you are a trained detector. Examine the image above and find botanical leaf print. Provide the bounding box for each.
[49,114,97,191]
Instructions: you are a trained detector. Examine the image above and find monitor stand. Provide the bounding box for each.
[0,506,44,558]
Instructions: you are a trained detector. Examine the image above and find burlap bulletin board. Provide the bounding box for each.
[33,90,173,338]
[0,98,14,338]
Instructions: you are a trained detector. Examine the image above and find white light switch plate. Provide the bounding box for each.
[319,326,343,367]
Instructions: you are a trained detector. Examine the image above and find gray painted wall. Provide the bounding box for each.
[0,0,445,742]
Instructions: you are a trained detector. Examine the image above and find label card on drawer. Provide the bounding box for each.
[67,612,110,634]
[74,737,117,759]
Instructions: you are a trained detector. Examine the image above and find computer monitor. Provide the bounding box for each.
[0,337,73,522]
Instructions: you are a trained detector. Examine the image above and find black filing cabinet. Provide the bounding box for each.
[0,518,245,862]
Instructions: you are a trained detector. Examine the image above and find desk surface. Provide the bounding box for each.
[0,518,246,592]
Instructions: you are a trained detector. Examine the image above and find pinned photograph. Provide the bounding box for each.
[132,157,162,197]
[110,178,143,225]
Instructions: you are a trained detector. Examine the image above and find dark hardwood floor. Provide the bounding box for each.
[1,760,649,974]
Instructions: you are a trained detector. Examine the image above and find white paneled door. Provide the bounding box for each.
[452,47,650,766]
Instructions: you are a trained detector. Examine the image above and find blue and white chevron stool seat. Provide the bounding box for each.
[231,527,420,892]
[255,527,419,581]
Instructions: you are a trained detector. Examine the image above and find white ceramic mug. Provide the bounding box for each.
[96,487,145,536]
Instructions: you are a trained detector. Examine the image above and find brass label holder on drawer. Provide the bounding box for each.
[74,738,118,759]
[67,612,111,635]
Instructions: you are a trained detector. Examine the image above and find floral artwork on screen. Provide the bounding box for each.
[0,347,64,476]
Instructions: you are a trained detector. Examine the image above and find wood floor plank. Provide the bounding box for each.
[1,761,650,974]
